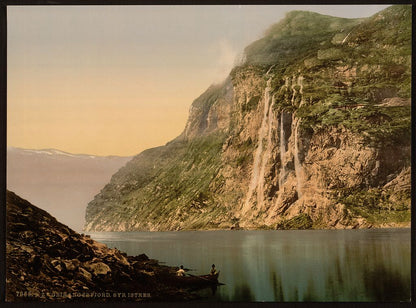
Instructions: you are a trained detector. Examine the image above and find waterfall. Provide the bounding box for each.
[290,75,297,105]
[284,77,290,87]
[298,75,304,94]
[257,95,276,208]
[342,31,353,44]
[290,75,305,105]
[242,78,273,214]
[265,64,276,76]
[265,113,287,223]
[278,112,287,188]
[293,116,304,198]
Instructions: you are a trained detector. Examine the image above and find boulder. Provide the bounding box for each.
[85,262,111,276]
[77,267,92,282]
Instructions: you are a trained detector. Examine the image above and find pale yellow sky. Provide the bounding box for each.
[7,5,390,156]
[8,63,216,156]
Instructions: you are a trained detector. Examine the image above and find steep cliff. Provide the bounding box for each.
[85,6,411,231]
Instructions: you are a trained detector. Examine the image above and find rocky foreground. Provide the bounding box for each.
[6,190,197,302]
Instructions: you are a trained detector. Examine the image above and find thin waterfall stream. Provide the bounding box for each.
[242,77,272,214]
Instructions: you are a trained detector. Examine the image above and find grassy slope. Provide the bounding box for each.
[86,133,228,230]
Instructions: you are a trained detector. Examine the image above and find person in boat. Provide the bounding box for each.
[177,265,186,277]
[210,264,217,276]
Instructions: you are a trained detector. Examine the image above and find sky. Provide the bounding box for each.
[7,5,391,156]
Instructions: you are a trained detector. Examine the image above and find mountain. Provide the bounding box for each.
[85,5,411,231]
[6,190,197,302]
[7,147,131,231]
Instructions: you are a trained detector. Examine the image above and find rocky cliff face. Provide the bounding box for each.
[6,190,198,302]
[85,5,411,231]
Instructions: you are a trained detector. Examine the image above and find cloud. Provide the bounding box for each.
[213,38,238,83]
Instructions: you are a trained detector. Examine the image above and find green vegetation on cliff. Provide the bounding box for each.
[86,132,227,231]
[265,6,411,148]
[277,213,313,230]
[243,11,361,67]
[85,5,411,231]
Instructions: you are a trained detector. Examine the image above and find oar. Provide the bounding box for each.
[187,273,225,285]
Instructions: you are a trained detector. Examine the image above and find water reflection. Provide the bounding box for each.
[271,272,284,301]
[228,283,253,301]
[87,229,410,302]
[363,264,410,301]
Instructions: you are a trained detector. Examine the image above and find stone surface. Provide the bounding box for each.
[6,191,198,302]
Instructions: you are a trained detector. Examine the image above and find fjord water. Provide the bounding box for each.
[87,229,410,302]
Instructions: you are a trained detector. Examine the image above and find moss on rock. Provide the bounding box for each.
[277,213,313,230]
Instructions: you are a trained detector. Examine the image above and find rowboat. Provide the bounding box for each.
[172,272,221,289]
[191,272,220,283]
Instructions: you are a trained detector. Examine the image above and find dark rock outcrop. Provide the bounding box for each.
[6,190,197,302]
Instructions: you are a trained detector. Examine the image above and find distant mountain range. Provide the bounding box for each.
[7,147,131,231]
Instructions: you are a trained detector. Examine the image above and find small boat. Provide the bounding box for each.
[172,272,221,288]
[192,272,220,283]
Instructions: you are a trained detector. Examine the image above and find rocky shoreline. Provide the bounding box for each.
[6,190,198,302]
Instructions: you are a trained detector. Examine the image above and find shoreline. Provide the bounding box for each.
[83,224,411,233]
[6,190,200,302]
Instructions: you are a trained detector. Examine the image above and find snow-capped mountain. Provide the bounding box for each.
[7,147,132,231]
